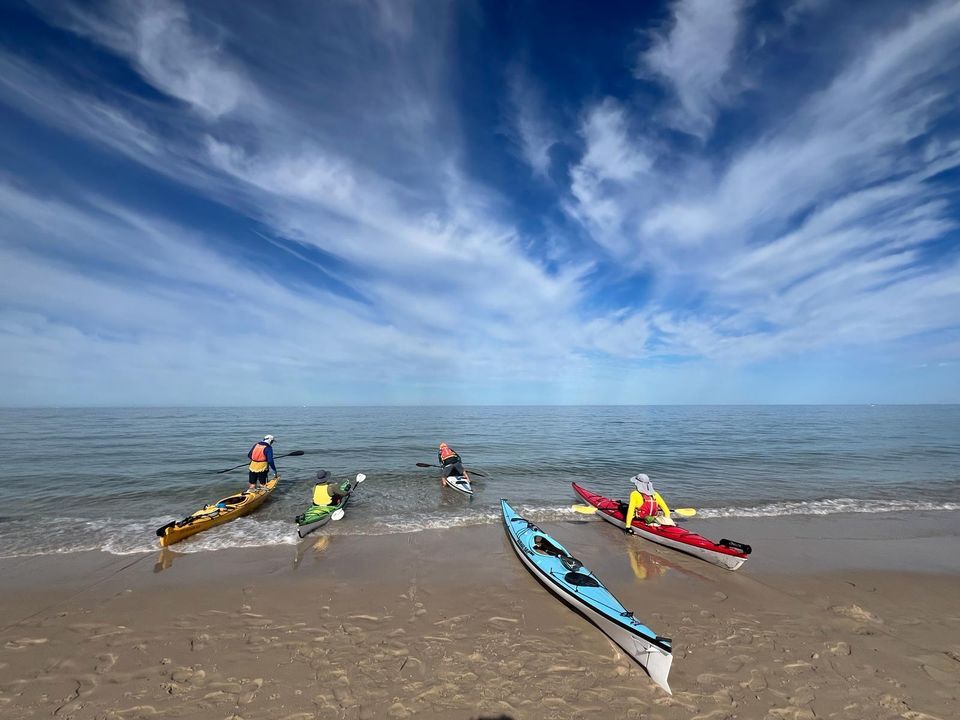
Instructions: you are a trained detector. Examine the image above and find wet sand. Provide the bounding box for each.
[1,512,959,719]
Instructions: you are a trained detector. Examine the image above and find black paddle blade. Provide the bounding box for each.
[287,450,305,456]
[416,462,434,467]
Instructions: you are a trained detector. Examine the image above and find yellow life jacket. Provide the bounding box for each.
[312,483,334,506]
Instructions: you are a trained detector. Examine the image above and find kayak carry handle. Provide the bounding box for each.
[719,539,752,555]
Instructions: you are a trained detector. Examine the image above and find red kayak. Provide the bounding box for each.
[572,482,751,571]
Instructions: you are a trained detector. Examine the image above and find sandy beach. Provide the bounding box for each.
[1,513,959,720]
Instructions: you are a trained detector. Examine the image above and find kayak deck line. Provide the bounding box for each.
[501,499,673,693]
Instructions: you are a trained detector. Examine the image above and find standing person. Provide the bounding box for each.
[438,442,469,486]
[623,473,668,527]
[248,434,278,492]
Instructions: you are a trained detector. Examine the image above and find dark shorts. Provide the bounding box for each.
[249,470,269,485]
[442,462,465,478]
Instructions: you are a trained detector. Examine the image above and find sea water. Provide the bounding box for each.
[0,405,957,557]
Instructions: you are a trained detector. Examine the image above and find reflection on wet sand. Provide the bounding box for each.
[627,546,671,581]
[626,545,712,583]
[153,547,184,573]
[293,534,332,569]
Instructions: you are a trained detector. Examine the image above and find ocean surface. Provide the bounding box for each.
[1,406,958,557]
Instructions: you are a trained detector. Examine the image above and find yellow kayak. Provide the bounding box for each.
[156,477,279,547]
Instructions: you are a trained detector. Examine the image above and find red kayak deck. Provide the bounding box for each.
[572,482,750,570]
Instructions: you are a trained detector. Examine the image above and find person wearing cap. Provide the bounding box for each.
[312,470,347,506]
[437,442,469,486]
[624,473,668,528]
[247,435,278,492]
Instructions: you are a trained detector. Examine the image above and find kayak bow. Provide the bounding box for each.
[501,499,673,693]
[443,474,473,496]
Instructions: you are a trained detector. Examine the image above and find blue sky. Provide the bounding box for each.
[1,0,959,406]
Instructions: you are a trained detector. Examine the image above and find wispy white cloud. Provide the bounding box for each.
[638,0,745,138]
[561,0,960,368]
[506,66,557,177]
[35,0,258,119]
[2,0,958,404]
[567,98,653,255]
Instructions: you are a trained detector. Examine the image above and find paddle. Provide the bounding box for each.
[415,462,487,478]
[216,450,305,474]
[330,474,365,522]
[571,504,697,517]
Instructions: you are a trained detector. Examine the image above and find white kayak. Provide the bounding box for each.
[444,474,473,496]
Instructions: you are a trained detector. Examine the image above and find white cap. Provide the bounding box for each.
[631,473,654,495]
[263,434,275,445]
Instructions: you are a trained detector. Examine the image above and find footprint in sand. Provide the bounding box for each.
[95,653,117,674]
[830,604,883,624]
[921,663,957,686]
[826,641,851,656]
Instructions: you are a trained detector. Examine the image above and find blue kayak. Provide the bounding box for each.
[500,499,673,693]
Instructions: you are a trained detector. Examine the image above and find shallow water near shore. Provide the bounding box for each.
[1,405,958,556]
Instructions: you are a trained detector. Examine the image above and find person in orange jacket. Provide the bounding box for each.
[247,434,278,492]
[438,442,470,486]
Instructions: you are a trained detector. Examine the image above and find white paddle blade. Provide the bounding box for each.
[331,508,346,521]
[355,473,366,483]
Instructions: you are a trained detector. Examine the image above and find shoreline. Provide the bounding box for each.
[2,515,959,718]
[2,508,959,570]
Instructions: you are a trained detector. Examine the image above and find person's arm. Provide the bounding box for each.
[247,445,254,460]
[625,490,641,529]
[266,445,277,474]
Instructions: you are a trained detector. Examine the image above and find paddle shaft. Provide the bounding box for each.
[416,462,486,478]
[217,449,305,474]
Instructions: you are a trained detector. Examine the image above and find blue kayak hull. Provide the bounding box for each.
[500,499,673,693]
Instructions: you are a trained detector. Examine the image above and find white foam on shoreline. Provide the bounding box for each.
[697,498,960,518]
[1,500,958,558]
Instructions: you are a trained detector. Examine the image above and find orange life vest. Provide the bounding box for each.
[250,443,268,462]
[439,445,458,462]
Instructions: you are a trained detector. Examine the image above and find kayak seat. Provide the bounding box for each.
[533,535,565,558]
[564,571,600,587]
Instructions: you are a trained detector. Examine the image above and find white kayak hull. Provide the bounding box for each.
[444,475,473,495]
[593,509,746,571]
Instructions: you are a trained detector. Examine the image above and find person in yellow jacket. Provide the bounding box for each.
[624,473,672,527]
[247,434,278,491]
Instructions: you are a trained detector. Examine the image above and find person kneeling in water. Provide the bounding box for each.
[438,442,470,486]
[624,473,670,527]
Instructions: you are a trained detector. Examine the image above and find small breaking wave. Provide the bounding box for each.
[0,505,580,558]
[1,500,958,558]
[697,498,960,518]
